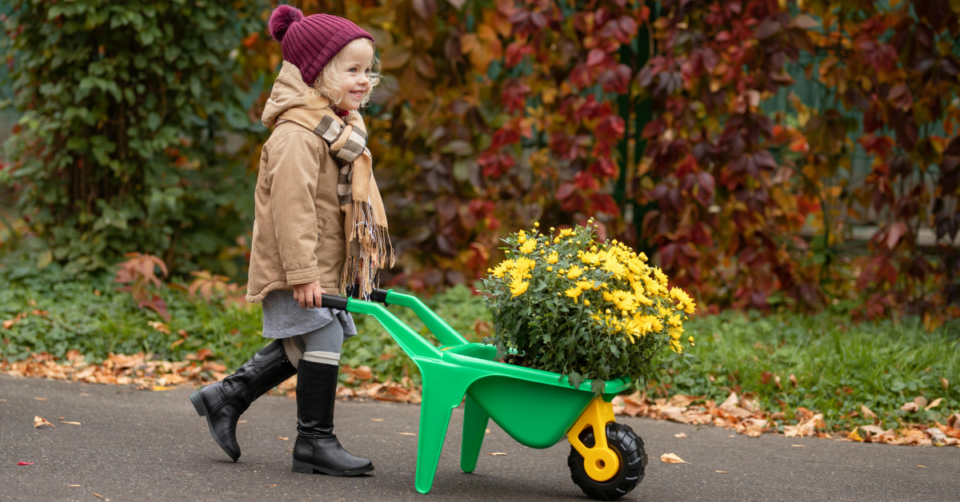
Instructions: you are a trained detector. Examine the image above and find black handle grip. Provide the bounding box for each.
[319,294,349,310]
[344,285,390,305]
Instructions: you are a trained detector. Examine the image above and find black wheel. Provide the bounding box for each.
[568,422,646,501]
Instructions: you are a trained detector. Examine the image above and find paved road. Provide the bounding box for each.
[1,375,957,502]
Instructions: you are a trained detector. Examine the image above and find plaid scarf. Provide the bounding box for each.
[277,107,394,299]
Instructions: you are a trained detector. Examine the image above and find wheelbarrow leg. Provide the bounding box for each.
[460,394,489,473]
[414,365,472,494]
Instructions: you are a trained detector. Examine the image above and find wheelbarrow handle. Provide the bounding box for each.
[344,285,390,305]
[319,294,350,310]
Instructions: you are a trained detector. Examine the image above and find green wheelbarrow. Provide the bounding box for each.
[325,289,648,500]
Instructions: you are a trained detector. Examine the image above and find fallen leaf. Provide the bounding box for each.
[847,427,864,442]
[791,444,805,447]
[371,418,384,422]
[736,418,768,437]
[33,416,55,428]
[719,392,738,409]
[913,396,928,409]
[34,397,48,401]
[399,432,417,436]
[715,470,727,473]
[61,421,81,425]
[860,405,877,419]
[927,427,948,444]
[18,462,34,466]
[660,453,688,464]
[784,413,823,438]
[488,452,507,456]
[674,432,688,438]
[668,394,703,408]
[942,377,949,391]
[925,398,942,411]
[900,402,918,413]
[151,386,174,391]
[277,437,289,441]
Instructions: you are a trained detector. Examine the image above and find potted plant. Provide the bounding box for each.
[481,219,697,392]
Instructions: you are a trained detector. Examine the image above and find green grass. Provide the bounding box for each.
[661,312,959,428]
[1,262,957,428]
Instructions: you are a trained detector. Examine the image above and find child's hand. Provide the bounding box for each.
[293,281,327,308]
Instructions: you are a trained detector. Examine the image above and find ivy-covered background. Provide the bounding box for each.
[2,0,959,326]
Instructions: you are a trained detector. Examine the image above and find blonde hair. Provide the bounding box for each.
[304,39,381,110]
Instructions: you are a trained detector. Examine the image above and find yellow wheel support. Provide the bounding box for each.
[566,396,620,482]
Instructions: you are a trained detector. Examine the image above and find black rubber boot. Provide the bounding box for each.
[291,360,374,476]
[189,340,296,462]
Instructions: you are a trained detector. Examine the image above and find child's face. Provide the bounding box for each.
[332,40,375,111]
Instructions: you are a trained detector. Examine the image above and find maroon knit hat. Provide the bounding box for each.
[269,5,374,85]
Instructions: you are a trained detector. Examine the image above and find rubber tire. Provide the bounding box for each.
[568,422,646,501]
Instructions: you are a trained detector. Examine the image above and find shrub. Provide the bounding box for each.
[0,0,269,276]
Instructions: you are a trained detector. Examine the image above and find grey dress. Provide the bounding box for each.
[261,289,357,339]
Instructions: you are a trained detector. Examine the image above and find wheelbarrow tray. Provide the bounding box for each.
[338,289,633,494]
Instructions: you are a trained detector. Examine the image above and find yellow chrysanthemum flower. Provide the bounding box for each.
[560,228,574,237]
[491,262,510,278]
[668,314,683,328]
[575,280,594,291]
[519,239,536,254]
[602,258,626,279]
[670,287,696,314]
[566,266,584,280]
[565,286,582,301]
[510,275,529,297]
[580,251,600,266]
[607,290,637,312]
[546,251,559,264]
[654,267,669,287]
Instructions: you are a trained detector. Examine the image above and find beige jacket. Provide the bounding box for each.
[245,62,347,303]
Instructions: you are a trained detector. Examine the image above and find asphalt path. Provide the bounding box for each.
[1,375,958,502]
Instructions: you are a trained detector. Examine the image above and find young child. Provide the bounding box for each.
[189,5,393,477]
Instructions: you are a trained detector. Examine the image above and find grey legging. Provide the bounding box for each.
[281,320,344,368]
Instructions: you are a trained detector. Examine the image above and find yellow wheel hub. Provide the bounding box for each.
[566,396,621,482]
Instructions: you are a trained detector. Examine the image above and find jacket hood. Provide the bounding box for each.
[262,61,313,128]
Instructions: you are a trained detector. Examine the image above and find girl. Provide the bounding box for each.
[189,5,394,477]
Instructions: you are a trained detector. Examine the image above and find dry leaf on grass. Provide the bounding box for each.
[847,428,864,442]
[925,398,942,411]
[488,452,507,456]
[660,453,688,464]
[33,416,55,428]
[860,405,877,419]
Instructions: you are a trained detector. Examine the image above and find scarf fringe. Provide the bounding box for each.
[339,200,395,299]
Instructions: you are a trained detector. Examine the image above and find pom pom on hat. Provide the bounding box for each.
[269,4,304,42]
